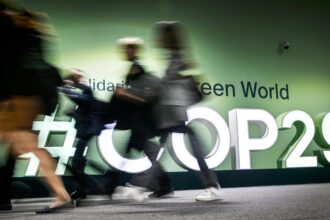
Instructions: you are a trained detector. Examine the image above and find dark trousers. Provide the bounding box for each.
[0,154,15,205]
[125,127,172,191]
[70,135,93,193]
[129,140,172,191]
[70,127,172,193]
[160,125,219,188]
[72,136,92,172]
[70,135,120,195]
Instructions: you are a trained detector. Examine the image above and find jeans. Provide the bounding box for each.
[160,125,219,188]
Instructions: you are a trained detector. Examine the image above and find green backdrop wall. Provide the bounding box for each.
[3,0,330,182]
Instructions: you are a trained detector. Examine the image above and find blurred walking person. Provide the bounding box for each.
[0,2,71,213]
[107,37,173,200]
[153,21,221,201]
[59,69,115,202]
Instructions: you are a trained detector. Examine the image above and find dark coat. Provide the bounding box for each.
[154,52,190,129]
[108,62,160,135]
[62,83,106,138]
[0,13,61,115]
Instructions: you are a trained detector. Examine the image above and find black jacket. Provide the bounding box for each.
[108,62,160,134]
[0,14,61,116]
[62,83,106,138]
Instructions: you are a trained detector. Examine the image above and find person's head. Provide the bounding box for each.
[117,37,144,61]
[154,21,187,51]
[0,0,23,23]
[2,7,53,41]
[17,10,53,37]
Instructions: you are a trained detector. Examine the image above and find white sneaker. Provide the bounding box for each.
[113,184,145,202]
[195,186,222,202]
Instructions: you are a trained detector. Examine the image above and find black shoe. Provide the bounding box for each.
[105,187,116,199]
[148,188,174,198]
[0,203,12,211]
[35,201,73,214]
[70,190,87,200]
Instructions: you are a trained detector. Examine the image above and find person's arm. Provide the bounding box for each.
[60,82,93,105]
[116,74,161,104]
[114,87,146,104]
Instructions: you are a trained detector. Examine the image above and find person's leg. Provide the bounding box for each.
[0,154,15,211]
[185,127,221,201]
[70,137,90,198]
[127,128,161,186]
[33,148,71,203]
[168,124,218,187]
[72,138,88,172]
[143,140,174,198]
[125,129,146,153]
[125,130,147,189]
[186,127,219,188]
[85,159,121,196]
[8,131,71,209]
[106,130,145,201]
[115,129,171,201]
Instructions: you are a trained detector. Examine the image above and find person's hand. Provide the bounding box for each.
[115,87,146,103]
[104,122,117,129]
[58,86,71,94]
[63,80,75,87]
[115,87,126,97]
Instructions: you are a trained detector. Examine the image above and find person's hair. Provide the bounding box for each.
[0,0,21,12]
[154,21,187,51]
[21,10,54,39]
[117,37,144,49]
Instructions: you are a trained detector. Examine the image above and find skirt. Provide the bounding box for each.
[0,96,41,132]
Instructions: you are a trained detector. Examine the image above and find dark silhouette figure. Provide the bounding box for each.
[153,21,221,201]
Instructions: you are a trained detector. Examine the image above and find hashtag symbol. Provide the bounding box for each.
[19,107,78,176]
